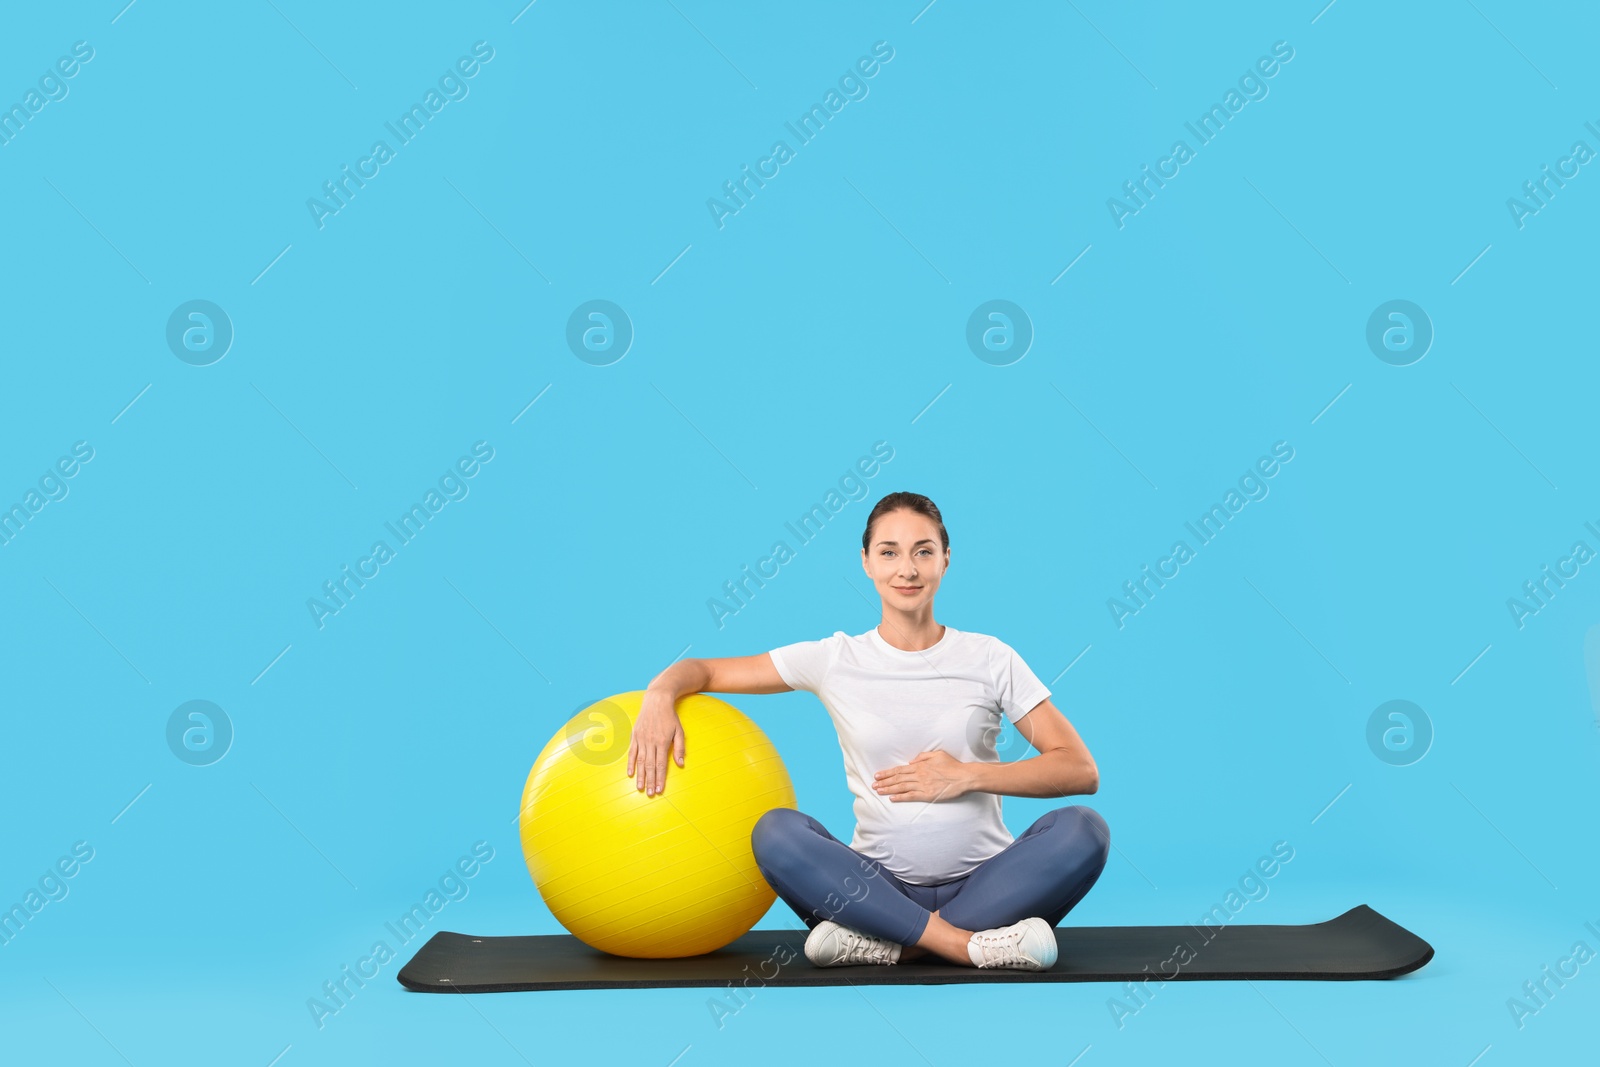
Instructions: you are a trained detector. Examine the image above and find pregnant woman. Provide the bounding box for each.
[628,492,1109,970]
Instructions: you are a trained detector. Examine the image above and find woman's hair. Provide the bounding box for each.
[861,492,949,554]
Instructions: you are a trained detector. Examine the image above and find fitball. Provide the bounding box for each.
[519,690,796,958]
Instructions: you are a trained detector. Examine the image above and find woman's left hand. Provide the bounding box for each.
[872,750,971,803]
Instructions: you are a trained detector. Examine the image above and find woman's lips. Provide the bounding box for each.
[893,586,921,595]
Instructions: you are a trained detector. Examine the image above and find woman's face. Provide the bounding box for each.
[861,509,948,611]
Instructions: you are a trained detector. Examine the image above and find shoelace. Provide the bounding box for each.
[970,927,1029,968]
[842,929,896,964]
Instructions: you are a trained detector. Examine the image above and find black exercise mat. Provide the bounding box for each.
[397,905,1432,991]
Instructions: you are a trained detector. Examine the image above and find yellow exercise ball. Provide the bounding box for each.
[519,690,796,958]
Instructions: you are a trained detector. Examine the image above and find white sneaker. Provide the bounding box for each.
[803,921,903,967]
[967,917,1058,970]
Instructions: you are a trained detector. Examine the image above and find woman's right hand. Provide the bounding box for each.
[627,687,686,796]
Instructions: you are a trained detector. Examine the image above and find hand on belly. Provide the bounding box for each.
[871,749,971,803]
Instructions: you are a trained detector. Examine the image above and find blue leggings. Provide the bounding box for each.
[750,805,1110,946]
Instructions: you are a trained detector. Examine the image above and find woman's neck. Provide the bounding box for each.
[877,617,945,652]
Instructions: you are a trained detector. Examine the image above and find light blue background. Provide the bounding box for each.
[1,1,1596,1064]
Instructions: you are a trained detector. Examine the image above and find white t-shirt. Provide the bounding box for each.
[766,625,1052,886]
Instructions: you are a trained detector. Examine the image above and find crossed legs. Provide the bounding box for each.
[750,805,1111,965]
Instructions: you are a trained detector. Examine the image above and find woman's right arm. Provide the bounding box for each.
[627,655,793,796]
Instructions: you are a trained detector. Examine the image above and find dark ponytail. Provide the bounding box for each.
[861,492,949,553]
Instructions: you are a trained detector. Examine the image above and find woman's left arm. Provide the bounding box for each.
[963,697,1099,799]
[871,698,1099,803]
